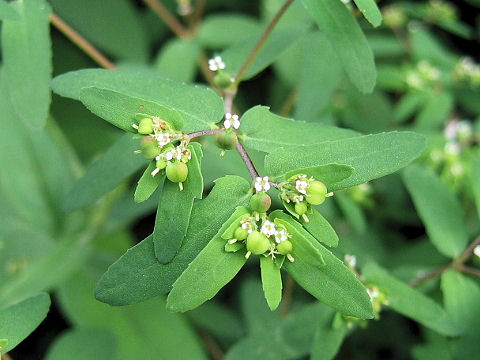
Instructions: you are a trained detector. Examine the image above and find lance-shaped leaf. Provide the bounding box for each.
[62,133,147,211]
[221,24,308,81]
[134,162,165,203]
[166,207,250,312]
[363,263,460,336]
[301,208,339,247]
[79,87,184,132]
[353,0,382,27]
[265,131,426,190]
[51,69,224,132]
[270,211,373,319]
[311,315,349,360]
[285,164,354,185]
[240,106,358,153]
[95,176,251,306]
[154,143,203,264]
[260,256,283,311]
[0,293,51,353]
[470,156,480,219]
[0,0,20,20]
[2,0,51,128]
[155,38,201,83]
[302,0,376,93]
[403,165,468,258]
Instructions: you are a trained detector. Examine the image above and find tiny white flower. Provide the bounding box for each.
[155,132,171,146]
[208,56,225,71]
[295,179,309,195]
[274,229,288,244]
[165,147,183,161]
[292,194,304,203]
[367,287,380,302]
[450,163,464,177]
[344,254,357,268]
[224,113,240,129]
[473,245,480,258]
[261,220,277,237]
[254,176,271,193]
[444,142,461,156]
[240,218,255,234]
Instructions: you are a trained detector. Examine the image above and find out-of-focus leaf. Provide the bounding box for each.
[302,0,376,93]
[415,92,453,129]
[311,316,348,360]
[0,0,19,20]
[403,165,468,258]
[2,0,51,128]
[469,155,480,219]
[155,39,201,83]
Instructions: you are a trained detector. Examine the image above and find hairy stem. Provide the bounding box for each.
[409,265,451,287]
[187,128,223,138]
[142,0,189,38]
[49,13,117,70]
[455,236,480,265]
[455,264,480,279]
[236,141,259,179]
[191,0,207,31]
[281,274,295,317]
[200,332,224,360]
[233,0,295,87]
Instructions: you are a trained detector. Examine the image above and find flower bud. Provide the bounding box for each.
[306,181,327,205]
[215,131,238,150]
[138,117,154,134]
[156,159,167,170]
[140,136,162,159]
[294,201,308,216]
[246,231,270,255]
[249,192,271,213]
[214,72,234,89]
[166,161,188,183]
[234,227,248,241]
[276,240,293,255]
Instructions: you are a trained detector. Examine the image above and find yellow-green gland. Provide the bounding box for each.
[306,181,328,205]
[141,137,162,159]
[215,131,238,150]
[156,159,167,170]
[166,162,188,183]
[294,201,308,216]
[138,118,154,134]
[250,192,271,213]
[234,227,248,241]
[246,231,271,255]
[214,72,234,89]
[276,240,293,255]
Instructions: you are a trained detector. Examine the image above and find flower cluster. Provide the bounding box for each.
[134,115,190,190]
[405,61,441,90]
[225,214,294,262]
[454,57,480,88]
[279,174,329,221]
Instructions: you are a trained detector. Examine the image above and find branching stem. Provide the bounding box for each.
[187,128,223,138]
[49,13,117,70]
[142,0,190,38]
[236,141,259,179]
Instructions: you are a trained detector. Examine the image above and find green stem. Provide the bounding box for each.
[233,0,295,87]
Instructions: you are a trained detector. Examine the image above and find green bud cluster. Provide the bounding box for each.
[214,129,238,151]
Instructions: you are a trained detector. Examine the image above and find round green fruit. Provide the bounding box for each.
[138,117,154,134]
[306,181,327,205]
[140,137,161,159]
[234,227,248,241]
[246,231,270,255]
[214,73,234,89]
[166,162,188,183]
[215,131,238,150]
[276,240,293,255]
[294,201,308,216]
[250,192,271,213]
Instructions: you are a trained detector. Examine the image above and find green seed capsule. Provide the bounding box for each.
[294,201,308,215]
[166,161,188,183]
[156,159,167,170]
[246,231,270,255]
[214,72,234,89]
[234,227,248,241]
[215,131,238,150]
[138,117,154,134]
[306,181,328,205]
[276,240,293,255]
[249,192,271,213]
[140,137,162,159]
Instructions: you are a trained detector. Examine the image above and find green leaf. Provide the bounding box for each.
[225,242,245,253]
[302,0,376,93]
[79,87,184,132]
[0,293,51,353]
[2,0,51,127]
[198,13,262,48]
[311,316,348,360]
[155,38,201,83]
[274,217,325,267]
[0,0,20,20]
[49,0,148,61]
[470,156,480,219]
[403,165,468,258]
[134,162,165,203]
[62,133,147,211]
[240,106,358,153]
[166,207,250,312]
[301,208,339,247]
[51,69,224,132]
[153,143,203,263]
[265,132,426,190]
[363,263,459,336]
[270,211,373,319]
[260,256,283,311]
[285,164,354,186]
[353,0,382,27]
[95,176,251,306]
[335,191,367,234]
[415,92,453,129]
[221,24,308,80]
[45,329,116,360]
